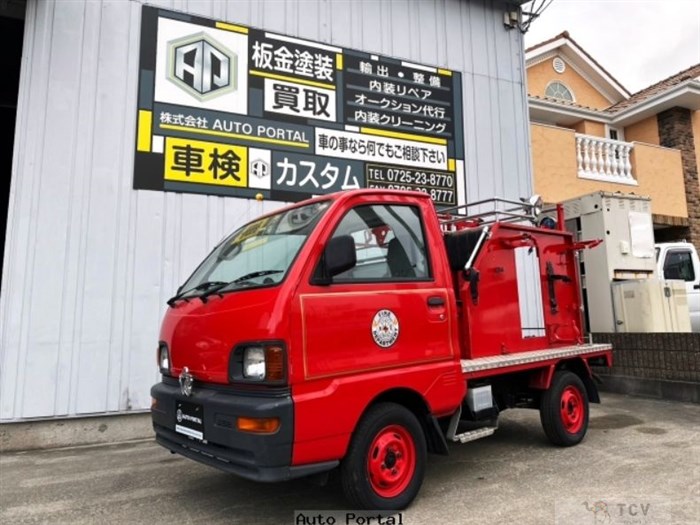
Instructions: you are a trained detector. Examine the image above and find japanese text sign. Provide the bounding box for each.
[134,6,465,206]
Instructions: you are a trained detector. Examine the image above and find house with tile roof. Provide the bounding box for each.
[526,31,700,252]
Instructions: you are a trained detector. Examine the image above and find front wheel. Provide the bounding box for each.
[539,371,589,446]
[341,402,427,510]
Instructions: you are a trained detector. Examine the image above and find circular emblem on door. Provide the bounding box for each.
[176,408,183,423]
[371,309,399,348]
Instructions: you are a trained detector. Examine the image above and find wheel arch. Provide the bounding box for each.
[363,388,449,455]
[556,358,600,404]
[539,369,590,446]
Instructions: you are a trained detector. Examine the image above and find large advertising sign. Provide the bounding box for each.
[134,6,465,206]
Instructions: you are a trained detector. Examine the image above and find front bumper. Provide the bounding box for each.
[151,380,337,482]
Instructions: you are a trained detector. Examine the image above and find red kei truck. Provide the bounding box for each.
[151,189,612,510]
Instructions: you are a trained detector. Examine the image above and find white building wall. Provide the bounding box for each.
[0,0,531,420]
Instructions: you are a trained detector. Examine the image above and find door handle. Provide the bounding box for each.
[694,284,700,290]
[427,296,445,307]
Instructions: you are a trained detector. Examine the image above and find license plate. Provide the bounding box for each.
[175,400,204,440]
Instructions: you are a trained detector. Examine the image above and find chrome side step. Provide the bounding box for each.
[451,426,497,444]
[446,407,498,444]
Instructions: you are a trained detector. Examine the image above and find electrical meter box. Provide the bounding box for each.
[612,279,691,332]
[562,192,657,332]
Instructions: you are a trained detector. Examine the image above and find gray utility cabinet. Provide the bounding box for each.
[561,191,656,333]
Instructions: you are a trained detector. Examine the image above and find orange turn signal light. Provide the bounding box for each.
[237,417,280,434]
[265,346,285,382]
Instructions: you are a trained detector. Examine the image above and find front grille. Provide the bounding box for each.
[162,374,290,397]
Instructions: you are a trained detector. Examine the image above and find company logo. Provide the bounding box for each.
[250,158,270,179]
[371,309,399,348]
[179,366,194,397]
[167,32,237,101]
[176,408,202,425]
[583,501,612,524]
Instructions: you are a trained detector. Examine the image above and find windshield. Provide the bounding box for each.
[180,200,330,293]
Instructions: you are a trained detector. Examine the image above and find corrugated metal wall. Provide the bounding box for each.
[0,0,531,420]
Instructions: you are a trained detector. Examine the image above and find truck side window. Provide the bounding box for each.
[329,204,431,282]
[663,250,695,282]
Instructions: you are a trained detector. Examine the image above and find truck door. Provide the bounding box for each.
[298,202,454,380]
[662,248,700,332]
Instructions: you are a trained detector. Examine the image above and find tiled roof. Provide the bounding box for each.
[525,31,570,54]
[607,63,700,112]
[525,31,629,96]
[527,32,700,115]
[528,94,611,114]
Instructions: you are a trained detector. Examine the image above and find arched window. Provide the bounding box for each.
[545,81,574,102]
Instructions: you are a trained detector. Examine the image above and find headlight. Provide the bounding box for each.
[158,344,170,374]
[243,347,266,380]
[232,343,287,384]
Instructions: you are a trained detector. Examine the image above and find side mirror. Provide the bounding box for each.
[325,235,356,278]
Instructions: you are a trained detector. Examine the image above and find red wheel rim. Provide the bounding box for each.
[560,385,585,434]
[366,424,416,498]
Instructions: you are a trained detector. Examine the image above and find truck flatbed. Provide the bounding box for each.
[461,343,612,375]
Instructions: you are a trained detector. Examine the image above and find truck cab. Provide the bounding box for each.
[656,241,700,332]
[151,189,611,509]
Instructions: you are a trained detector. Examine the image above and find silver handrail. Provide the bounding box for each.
[440,197,538,226]
[465,227,490,270]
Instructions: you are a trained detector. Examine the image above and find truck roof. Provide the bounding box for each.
[656,240,695,249]
[329,188,433,202]
[254,189,433,221]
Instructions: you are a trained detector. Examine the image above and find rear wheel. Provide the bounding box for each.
[341,402,426,510]
[539,371,589,446]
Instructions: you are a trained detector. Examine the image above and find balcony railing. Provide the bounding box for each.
[576,134,637,185]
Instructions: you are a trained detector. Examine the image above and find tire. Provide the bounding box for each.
[341,402,427,510]
[539,371,589,447]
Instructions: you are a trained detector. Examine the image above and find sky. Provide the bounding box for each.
[522,0,700,94]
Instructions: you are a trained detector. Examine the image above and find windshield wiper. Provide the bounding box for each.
[233,270,283,284]
[166,281,228,307]
[173,271,285,306]
[197,270,284,303]
[199,270,284,303]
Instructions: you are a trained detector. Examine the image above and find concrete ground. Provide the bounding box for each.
[1,393,698,525]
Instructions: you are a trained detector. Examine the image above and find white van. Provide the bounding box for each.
[656,242,700,332]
